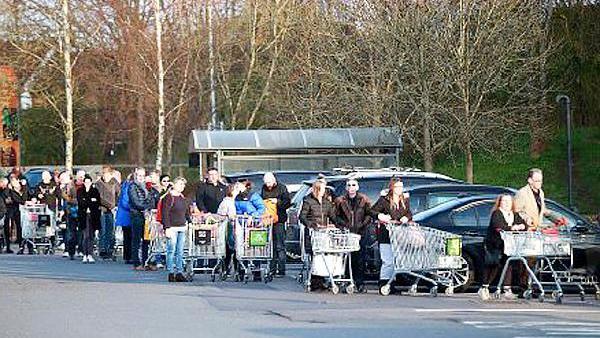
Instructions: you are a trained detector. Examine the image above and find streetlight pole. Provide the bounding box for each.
[555,94,574,210]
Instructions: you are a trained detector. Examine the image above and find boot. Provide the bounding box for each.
[175,273,188,282]
[168,273,175,282]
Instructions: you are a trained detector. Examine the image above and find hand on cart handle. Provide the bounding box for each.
[510,224,526,231]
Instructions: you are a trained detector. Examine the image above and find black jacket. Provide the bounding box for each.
[0,188,7,218]
[128,181,154,214]
[195,182,226,214]
[77,186,101,231]
[261,183,291,225]
[300,194,339,229]
[335,192,372,235]
[36,181,60,210]
[4,187,26,211]
[371,195,412,244]
[485,209,527,251]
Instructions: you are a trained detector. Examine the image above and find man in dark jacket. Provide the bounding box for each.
[195,167,226,214]
[128,168,155,270]
[335,178,372,292]
[261,172,291,277]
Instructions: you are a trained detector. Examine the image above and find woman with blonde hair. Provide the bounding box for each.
[371,177,412,295]
[478,194,527,301]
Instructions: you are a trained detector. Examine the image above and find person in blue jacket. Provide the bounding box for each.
[115,174,132,263]
[234,180,265,217]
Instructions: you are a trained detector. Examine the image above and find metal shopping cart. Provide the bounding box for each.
[184,213,228,282]
[536,230,600,301]
[144,209,166,265]
[234,215,273,283]
[497,231,566,303]
[309,227,361,294]
[20,204,57,254]
[380,222,467,297]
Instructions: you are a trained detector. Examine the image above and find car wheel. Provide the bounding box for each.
[456,254,476,292]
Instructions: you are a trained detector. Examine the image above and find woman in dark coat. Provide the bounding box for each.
[77,175,101,264]
[299,179,340,290]
[370,177,412,294]
[5,176,29,254]
[478,194,527,301]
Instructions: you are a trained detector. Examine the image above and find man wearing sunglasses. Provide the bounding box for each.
[335,178,372,293]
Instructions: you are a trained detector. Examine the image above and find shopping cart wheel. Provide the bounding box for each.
[493,290,502,300]
[379,284,391,296]
[408,284,418,296]
[430,287,438,298]
[579,291,586,302]
[552,291,563,304]
[444,286,454,296]
[595,292,600,301]
[346,284,355,295]
[305,284,311,293]
[211,274,216,283]
[296,274,304,284]
[523,290,533,300]
[331,284,340,295]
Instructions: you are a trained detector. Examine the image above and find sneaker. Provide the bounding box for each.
[62,252,70,258]
[133,265,145,271]
[58,243,65,251]
[156,263,164,269]
[75,252,83,258]
[87,256,95,264]
[478,287,490,301]
[503,289,516,300]
[82,255,89,263]
[145,265,158,271]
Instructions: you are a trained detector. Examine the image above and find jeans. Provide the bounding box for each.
[81,214,95,256]
[66,217,80,257]
[130,212,144,267]
[99,211,115,255]
[350,236,367,286]
[379,243,394,281]
[121,226,132,262]
[271,224,286,274]
[166,226,186,274]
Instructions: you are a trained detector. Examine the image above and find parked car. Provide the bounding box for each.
[405,184,513,214]
[23,167,53,191]
[413,195,600,290]
[285,170,465,260]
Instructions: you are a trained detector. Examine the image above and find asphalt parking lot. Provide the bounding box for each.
[1,254,600,338]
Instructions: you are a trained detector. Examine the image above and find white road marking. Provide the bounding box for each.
[417,308,600,313]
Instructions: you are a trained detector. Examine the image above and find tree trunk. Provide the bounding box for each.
[136,101,144,166]
[61,0,74,173]
[422,113,434,171]
[465,142,474,183]
[154,0,165,171]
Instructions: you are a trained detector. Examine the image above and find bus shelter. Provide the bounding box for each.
[188,127,402,174]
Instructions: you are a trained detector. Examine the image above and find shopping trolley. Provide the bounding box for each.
[309,227,361,294]
[536,227,600,301]
[234,215,273,283]
[20,204,57,254]
[380,222,467,297]
[144,209,166,265]
[184,213,228,282]
[497,231,566,303]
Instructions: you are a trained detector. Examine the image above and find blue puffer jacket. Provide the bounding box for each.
[115,181,131,227]
[235,191,265,217]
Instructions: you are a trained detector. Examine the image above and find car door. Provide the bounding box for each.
[449,204,480,238]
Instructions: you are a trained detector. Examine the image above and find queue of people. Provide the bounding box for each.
[0,164,560,298]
